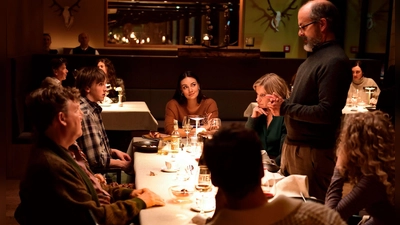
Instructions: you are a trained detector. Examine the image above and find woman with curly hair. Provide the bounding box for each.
[325,111,395,225]
[97,58,126,103]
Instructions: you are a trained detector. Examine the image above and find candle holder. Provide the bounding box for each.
[115,87,123,107]
[118,95,123,107]
[185,36,195,46]
[245,37,255,49]
[363,86,377,105]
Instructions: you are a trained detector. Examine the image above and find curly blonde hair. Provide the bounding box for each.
[337,111,395,205]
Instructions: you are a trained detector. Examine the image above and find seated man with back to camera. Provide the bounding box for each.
[199,124,346,225]
[15,84,164,225]
[75,67,134,175]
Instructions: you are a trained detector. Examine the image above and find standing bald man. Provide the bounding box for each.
[269,0,352,200]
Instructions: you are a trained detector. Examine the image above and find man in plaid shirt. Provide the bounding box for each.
[76,67,133,174]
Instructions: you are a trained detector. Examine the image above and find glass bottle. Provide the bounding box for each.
[170,119,180,153]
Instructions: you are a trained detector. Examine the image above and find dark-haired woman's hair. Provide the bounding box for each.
[172,71,207,105]
[97,58,117,87]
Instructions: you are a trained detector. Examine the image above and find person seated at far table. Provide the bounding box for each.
[14,84,164,225]
[347,60,381,105]
[164,71,218,136]
[75,67,133,174]
[97,58,126,103]
[245,73,288,166]
[69,32,99,55]
[197,124,346,225]
[43,33,58,54]
[325,111,395,225]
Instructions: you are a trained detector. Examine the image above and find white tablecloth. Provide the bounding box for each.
[133,136,307,225]
[100,101,158,131]
[134,150,213,225]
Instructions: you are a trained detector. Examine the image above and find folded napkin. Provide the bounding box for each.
[273,175,309,198]
[261,171,284,187]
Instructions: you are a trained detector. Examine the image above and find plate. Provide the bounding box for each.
[190,205,215,213]
[142,133,171,141]
[365,106,377,112]
[161,167,179,173]
[132,140,159,153]
[99,103,111,107]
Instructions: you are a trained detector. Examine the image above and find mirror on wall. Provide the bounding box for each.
[106,0,241,47]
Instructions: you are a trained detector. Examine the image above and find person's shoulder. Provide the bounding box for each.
[291,202,346,225]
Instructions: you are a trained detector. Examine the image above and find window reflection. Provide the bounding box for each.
[106,0,240,46]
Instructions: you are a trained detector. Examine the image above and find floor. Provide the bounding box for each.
[6,179,353,225]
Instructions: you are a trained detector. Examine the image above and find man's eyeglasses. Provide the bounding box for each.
[299,21,317,31]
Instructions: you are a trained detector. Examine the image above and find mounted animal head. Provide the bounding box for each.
[50,0,81,29]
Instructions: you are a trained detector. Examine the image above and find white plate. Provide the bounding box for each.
[190,205,215,213]
[161,167,178,173]
[99,103,111,107]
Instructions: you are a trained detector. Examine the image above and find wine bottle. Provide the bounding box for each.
[170,119,180,153]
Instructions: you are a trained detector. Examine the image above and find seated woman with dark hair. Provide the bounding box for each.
[164,71,218,135]
[97,58,126,103]
[348,60,381,105]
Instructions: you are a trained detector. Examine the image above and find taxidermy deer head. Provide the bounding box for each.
[50,0,81,29]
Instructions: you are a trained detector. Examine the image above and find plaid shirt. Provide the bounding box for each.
[77,96,111,169]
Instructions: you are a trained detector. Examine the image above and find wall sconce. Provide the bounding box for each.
[203,34,211,47]
[185,36,195,46]
[245,37,255,48]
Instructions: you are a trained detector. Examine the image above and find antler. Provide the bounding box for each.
[69,0,81,12]
[249,0,273,25]
[49,0,63,16]
[281,0,298,20]
[267,0,277,15]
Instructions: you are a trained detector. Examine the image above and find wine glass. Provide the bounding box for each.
[195,166,212,215]
[351,89,359,111]
[208,118,221,132]
[182,116,192,146]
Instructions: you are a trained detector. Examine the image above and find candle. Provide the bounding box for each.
[162,36,166,43]
[245,37,254,47]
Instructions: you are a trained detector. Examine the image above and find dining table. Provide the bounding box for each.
[99,101,158,131]
[133,137,214,225]
[132,137,307,225]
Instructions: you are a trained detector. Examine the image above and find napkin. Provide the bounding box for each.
[273,175,309,198]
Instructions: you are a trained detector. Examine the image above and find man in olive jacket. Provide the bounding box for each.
[15,84,164,225]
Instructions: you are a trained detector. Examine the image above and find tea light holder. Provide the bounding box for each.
[202,34,211,47]
[245,37,255,48]
[185,36,195,45]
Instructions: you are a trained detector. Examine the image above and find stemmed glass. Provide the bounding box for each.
[195,166,212,215]
[182,116,192,146]
[351,89,359,111]
[208,118,221,132]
